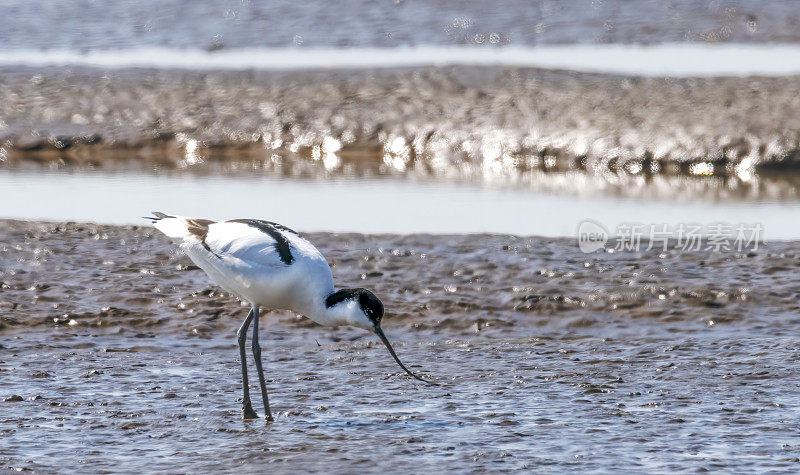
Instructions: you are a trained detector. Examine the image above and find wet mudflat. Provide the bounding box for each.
[4,66,800,178]
[4,332,800,472]
[2,220,800,471]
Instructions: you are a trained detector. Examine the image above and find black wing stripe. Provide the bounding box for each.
[228,219,294,265]
[263,221,298,235]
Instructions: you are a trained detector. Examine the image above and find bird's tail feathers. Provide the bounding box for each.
[146,211,190,239]
[143,211,175,222]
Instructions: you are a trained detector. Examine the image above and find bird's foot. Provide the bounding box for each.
[265,414,274,423]
[242,402,259,420]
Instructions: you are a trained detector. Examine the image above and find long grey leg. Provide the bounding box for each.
[237,309,258,420]
[251,305,274,422]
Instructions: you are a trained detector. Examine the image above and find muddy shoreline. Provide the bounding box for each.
[2,219,799,338]
[2,66,800,178]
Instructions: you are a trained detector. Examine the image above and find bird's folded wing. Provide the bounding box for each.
[202,221,287,269]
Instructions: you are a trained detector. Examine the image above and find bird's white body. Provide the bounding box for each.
[153,215,368,329]
[150,212,433,420]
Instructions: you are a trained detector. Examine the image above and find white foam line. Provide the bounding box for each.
[1,44,800,77]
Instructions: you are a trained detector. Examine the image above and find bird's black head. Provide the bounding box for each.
[325,287,436,386]
[358,289,384,327]
[325,287,383,329]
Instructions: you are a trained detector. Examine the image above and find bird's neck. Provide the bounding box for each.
[301,290,360,328]
[291,286,344,327]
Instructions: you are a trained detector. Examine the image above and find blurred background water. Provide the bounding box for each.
[2,170,800,238]
[2,0,800,234]
[3,0,800,50]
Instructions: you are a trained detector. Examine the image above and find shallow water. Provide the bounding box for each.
[3,220,800,472]
[4,331,800,472]
[3,0,800,50]
[2,170,800,238]
[6,44,800,77]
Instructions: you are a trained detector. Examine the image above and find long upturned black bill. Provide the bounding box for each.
[374,326,438,386]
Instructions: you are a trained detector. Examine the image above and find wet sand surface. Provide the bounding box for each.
[3,219,800,471]
[3,66,800,179]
